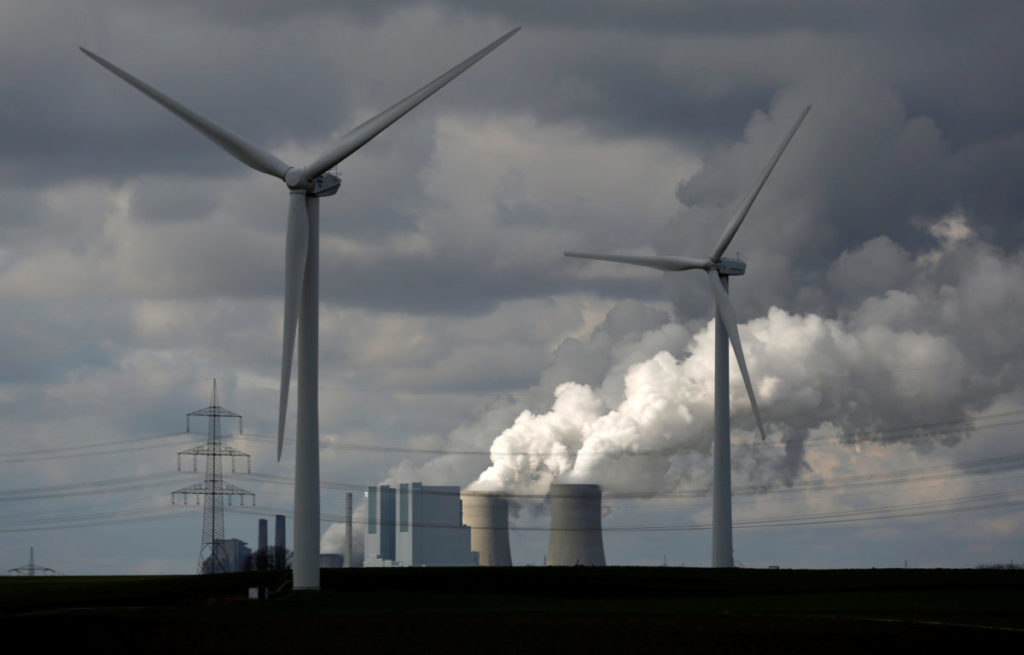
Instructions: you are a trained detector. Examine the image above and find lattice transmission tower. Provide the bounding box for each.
[172,380,254,574]
[7,547,56,576]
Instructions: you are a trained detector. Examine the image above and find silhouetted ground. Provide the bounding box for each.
[1,567,1021,652]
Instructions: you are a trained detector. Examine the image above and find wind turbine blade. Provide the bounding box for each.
[278,193,309,461]
[304,28,520,179]
[564,252,709,272]
[707,271,767,440]
[80,48,292,180]
[710,105,811,262]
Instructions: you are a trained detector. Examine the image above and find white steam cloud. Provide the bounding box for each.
[454,213,1024,497]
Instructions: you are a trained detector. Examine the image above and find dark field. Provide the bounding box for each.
[2,567,1022,653]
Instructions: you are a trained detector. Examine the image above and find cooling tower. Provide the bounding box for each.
[546,484,606,566]
[461,492,512,566]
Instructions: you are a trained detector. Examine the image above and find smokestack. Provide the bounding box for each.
[275,514,286,569]
[258,518,268,571]
[344,492,353,568]
[546,484,606,566]
[461,491,512,566]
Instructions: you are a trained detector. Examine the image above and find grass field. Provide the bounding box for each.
[2,567,1022,652]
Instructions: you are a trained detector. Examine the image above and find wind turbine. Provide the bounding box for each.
[82,28,519,589]
[565,106,810,567]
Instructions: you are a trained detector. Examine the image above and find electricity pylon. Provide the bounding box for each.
[172,380,254,574]
[7,547,56,576]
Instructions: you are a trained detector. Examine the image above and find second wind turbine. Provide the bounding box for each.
[83,28,519,589]
[566,106,810,567]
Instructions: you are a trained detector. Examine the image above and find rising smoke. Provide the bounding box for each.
[321,502,366,568]
[451,212,1024,498]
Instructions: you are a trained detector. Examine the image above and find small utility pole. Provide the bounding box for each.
[172,380,254,574]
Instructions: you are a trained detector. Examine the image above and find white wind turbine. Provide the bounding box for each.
[566,106,810,567]
[82,28,518,589]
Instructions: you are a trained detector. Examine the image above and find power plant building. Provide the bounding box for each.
[365,485,397,564]
[546,484,606,566]
[365,483,478,567]
[201,538,251,573]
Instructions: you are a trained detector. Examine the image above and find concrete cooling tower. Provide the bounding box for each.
[461,492,512,566]
[546,484,606,566]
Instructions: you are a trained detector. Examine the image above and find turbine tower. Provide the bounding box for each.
[82,29,518,589]
[565,106,810,567]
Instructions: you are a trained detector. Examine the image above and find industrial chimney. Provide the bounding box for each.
[461,491,512,566]
[274,514,286,569]
[344,492,353,568]
[546,484,606,566]
[258,518,268,570]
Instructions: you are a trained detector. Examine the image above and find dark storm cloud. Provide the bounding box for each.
[409,1,1024,148]
[0,2,514,188]
[3,1,1022,322]
[8,0,1021,272]
[648,68,1024,322]
[5,0,1021,188]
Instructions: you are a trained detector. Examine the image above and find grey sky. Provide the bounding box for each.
[2,1,1023,572]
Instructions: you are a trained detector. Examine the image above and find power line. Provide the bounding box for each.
[4,484,1019,535]
[0,431,191,464]
[0,471,182,501]
[234,449,1024,500]
[2,443,1021,508]
[0,505,191,533]
[223,486,1024,533]
[4,467,1021,535]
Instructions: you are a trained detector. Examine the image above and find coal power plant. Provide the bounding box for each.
[360,483,607,566]
[364,483,477,567]
[461,491,512,566]
[546,484,606,566]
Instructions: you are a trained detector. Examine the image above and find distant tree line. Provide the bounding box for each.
[243,546,290,571]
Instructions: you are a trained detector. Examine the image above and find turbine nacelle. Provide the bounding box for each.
[714,258,746,276]
[284,167,341,197]
[311,173,341,198]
